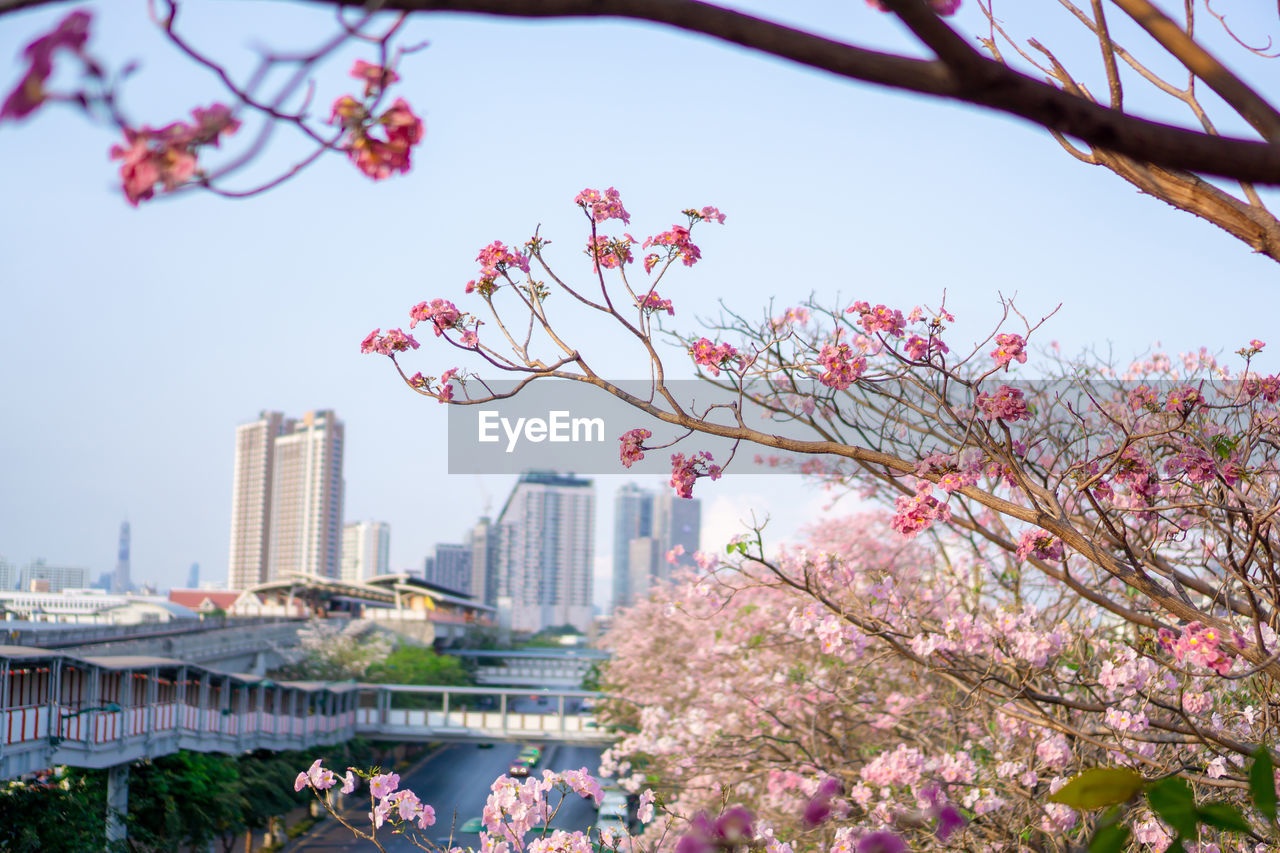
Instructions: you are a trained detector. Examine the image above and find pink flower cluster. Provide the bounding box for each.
[110,104,241,206]
[1164,384,1204,414]
[976,385,1029,422]
[848,302,906,337]
[330,92,423,181]
[904,334,948,361]
[350,59,400,97]
[619,428,651,468]
[643,225,701,271]
[1245,374,1280,403]
[636,290,674,315]
[671,451,722,499]
[575,187,631,225]
[1158,621,1234,675]
[890,481,951,539]
[989,333,1027,369]
[294,759,355,794]
[409,299,463,335]
[689,205,727,224]
[360,327,419,355]
[1,10,92,122]
[690,338,741,377]
[586,235,634,271]
[1015,530,1063,562]
[477,240,531,278]
[817,341,867,390]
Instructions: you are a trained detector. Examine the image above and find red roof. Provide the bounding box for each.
[168,589,241,611]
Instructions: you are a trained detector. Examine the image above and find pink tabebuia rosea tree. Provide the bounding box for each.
[6,2,1280,261]
[351,187,1280,849]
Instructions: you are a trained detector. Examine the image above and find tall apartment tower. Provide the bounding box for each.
[228,411,284,590]
[494,471,595,634]
[423,543,471,595]
[227,410,345,588]
[341,521,390,583]
[611,486,702,610]
[654,491,702,570]
[112,520,131,593]
[469,516,497,605]
[612,483,654,612]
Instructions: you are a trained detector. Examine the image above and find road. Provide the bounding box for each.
[291,738,605,852]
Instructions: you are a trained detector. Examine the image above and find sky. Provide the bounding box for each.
[1,0,1278,607]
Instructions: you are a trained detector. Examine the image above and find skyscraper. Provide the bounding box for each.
[612,483,654,611]
[227,410,345,588]
[341,521,390,582]
[494,471,595,634]
[611,485,702,610]
[423,543,471,595]
[113,520,131,593]
[187,562,200,588]
[469,516,497,605]
[228,411,284,590]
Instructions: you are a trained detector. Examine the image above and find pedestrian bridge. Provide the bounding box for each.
[452,649,611,688]
[0,645,612,781]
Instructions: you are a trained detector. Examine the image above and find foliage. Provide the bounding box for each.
[0,772,106,852]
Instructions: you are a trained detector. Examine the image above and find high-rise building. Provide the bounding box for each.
[612,483,654,611]
[20,559,88,592]
[113,520,131,593]
[423,543,471,595]
[187,562,200,589]
[0,557,17,591]
[494,471,595,634]
[654,491,702,570]
[341,521,390,582]
[611,486,702,610]
[469,516,497,605]
[227,410,345,587]
[228,410,284,590]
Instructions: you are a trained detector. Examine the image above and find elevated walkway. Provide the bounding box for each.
[0,645,610,781]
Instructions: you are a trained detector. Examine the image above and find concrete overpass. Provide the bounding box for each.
[453,649,610,688]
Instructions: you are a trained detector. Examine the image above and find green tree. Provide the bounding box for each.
[0,772,106,852]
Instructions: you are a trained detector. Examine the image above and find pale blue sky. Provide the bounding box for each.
[1,1,1276,602]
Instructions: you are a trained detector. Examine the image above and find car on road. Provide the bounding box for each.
[517,745,542,766]
[598,791,629,821]
[459,817,485,834]
[593,816,630,842]
[508,762,531,777]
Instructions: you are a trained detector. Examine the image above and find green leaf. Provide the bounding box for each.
[1088,823,1130,853]
[1195,802,1251,833]
[1049,768,1147,810]
[1146,777,1198,838]
[1250,746,1278,821]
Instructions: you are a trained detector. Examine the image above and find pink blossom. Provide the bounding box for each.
[360,328,419,355]
[890,481,950,539]
[989,333,1027,369]
[575,187,631,225]
[850,303,906,337]
[330,96,424,180]
[904,334,948,361]
[637,789,656,823]
[856,832,907,853]
[370,772,400,799]
[643,225,702,267]
[690,338,741,377]
[1,10,92,122]
[976,385,1029,422]
[341,770,357,794]
[665,544,685,564]
[1104,706,1149,732]
[1035,734,1071,768]
[1182,691,1212,714]
[816,341,866,390]
[477,241,531,277]
[619,428,651,468]
[670,451,721,499]
[636,290,674,315]
[350,59,399,97]
[1245,374,1280,403]
[409,299,463,335]
[1164,384,1204,413]
[1160,621,1234,675]
[1015,530,1063,562]
[697,205,726,223]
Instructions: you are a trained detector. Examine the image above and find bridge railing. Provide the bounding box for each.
[0,646,613,780]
